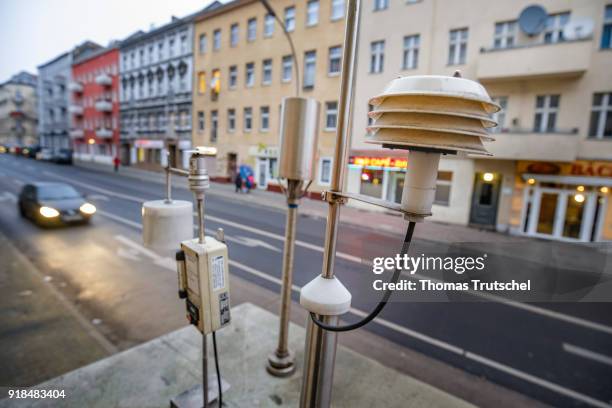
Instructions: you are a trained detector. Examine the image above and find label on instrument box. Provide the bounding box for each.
[186,253,200,296]
[211,255,225,291]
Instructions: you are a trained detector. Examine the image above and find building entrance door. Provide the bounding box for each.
[469,173,501,228]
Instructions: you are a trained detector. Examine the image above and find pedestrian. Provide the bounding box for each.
[246,174,255,193]
[113,156,120,173]
[235,173,243,193]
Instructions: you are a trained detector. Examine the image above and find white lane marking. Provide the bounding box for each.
[88,194,110,201]
[98,210,142,229]
[54,172,612,337]
[70,207,612,407]
[0,192,17,203]
[114,235,175,271]
[227,235,281,252]
[43,171,143,203]
[563,343,612,368]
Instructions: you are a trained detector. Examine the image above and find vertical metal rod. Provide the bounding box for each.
[267,179,302,376]
[300,0,361,406]
[197,198,205,244]
[202,333,209,408]
[165,167,172,203]
[277,202,297,354]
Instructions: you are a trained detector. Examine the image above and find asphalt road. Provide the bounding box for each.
[1,154,611,408]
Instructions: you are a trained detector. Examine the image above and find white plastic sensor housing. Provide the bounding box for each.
[300,275,352,316]
[366,75,499,219]
[142,200,193,255]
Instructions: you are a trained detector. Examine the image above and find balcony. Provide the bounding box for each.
[482,129,579,161]
[477,40,591,81]
[69,105,83,115]
[95,100,113,112]
[95,128,113,138]
[577,138,612,161]
[95,74,112,86]
[69,129,84,138]
[68,82,83,93]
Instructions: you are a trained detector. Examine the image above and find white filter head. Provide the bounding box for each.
[401,150,441,218]
[142,200,193,255]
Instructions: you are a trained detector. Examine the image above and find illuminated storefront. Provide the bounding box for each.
[511,161,612,242]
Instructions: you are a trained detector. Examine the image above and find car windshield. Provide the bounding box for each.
[37,185,81,200]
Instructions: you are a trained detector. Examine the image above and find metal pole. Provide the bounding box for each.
[202,333,209,408]
[197,198,205,244]
[267,179,302,376]
[299,0,361,406]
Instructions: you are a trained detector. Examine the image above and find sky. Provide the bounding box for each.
[0,0,218,83]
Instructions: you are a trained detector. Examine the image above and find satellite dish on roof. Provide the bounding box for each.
[518,5,548,36]
[563,17,595,40]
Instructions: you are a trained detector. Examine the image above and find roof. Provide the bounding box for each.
[120,1,223,47]
[1,71,37,87]
[73,43,120,66]
[37,41,102,70]
[194,0,257,23]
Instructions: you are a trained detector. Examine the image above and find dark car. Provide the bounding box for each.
[52,148,73,164]
[18,182,96,226]
[22,146,41,159]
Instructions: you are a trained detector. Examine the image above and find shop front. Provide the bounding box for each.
[249,145,279,189]
[515,161,612,242]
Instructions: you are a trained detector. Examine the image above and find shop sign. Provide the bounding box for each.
[519,161,612,178]
[248,144,279,158]
[134,139,164,148]
[349,156,408,169]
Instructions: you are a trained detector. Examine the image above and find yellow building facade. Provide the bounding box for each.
[192,0,346,192]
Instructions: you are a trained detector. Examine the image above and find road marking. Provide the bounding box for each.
[88,194,110,201]
[90,186,612,338]
[226,235,281,252]
[113,235,175,271]
[43,171,144,203]
[98,210,142,229]
[0,192,17,203]
[563,343,612,367]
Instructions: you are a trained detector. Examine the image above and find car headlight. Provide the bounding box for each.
[79,202,96,215]
[40,206,60,218]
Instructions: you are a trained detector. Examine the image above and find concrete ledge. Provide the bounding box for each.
[0,303,473,408]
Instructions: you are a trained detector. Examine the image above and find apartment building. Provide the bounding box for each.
[0,72,38,147]
[349,0,612,242]
[37,42,101,152]
[118,2,221,170]
[70,45,120,166]
[192,0,346,191]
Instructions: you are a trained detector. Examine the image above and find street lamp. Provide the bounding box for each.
[297,2,499,403]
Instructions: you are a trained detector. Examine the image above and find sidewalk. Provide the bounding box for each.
[0,303,475,408]
[0,231,113,388]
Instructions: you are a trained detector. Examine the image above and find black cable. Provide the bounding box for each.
[258,0,300,96]
[212,331,222,407]
[309,221,416,332]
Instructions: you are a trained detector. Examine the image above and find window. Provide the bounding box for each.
[198,72,206,94]
[533,95,560,133]
[319,158,332,185]
[589,92,612,138]
[307,1,319,26]
[245,62,255,87]
[244,107,253,131]
[494,21,517,49]
[544,13,570,43]
[198,111,205,131]
[260,106,270,131]
[285,7,296,32]
[229,65,238,89]
[328,46,342,75]
[331,0,344,20]
[370,40,385,73]
[169,39,175,57]
[491,97,508,133]
[158,42,164,60]
[367,103,374,125]
[434,171,453,206]
[213,29,221,50]
[264,14,275,37]
[325,102,338,130]
[448,28,468,65]
[230,23,239,47]
[149,45,154,63]
[247,18,257,41]
[402,35,419,69]
[303,51,316,88]
[198,34,207,53]
[282,55,293,82]
[602,5,612,49]
[227,108,236,132]
[180,35,187,54]
[262,59,272,84]
[210,110,218,142]
[373,0,388,11]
